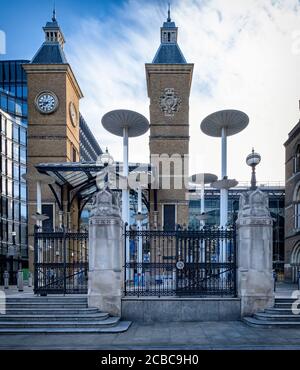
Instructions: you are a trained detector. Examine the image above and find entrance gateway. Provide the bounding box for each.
[124,226,236,297]
[34,224,236,297]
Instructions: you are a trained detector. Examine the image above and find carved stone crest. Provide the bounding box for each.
[237,189,272,219]
[159,88,181,117]
[89,188,121,219]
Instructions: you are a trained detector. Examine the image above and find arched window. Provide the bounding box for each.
[294,186,300,229]
[293,145,300,173]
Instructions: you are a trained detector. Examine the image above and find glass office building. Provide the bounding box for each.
[0,60,29,283]
[189,185,285,268]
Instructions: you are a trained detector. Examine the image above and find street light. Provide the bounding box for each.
[246,148,261,190]
[97,148,114,187]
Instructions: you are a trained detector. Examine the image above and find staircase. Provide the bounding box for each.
[243,297,300,328]
[0,296,131,333]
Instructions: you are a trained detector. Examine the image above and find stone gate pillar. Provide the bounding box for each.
[88,188,123,316]
[236,189,274,316]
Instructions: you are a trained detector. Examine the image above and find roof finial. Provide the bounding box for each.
[52,2,56,22]
[167,2,171,22]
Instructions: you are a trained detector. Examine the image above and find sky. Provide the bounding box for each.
[1,0,300,184]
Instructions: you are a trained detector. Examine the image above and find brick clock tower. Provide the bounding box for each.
[23,12,83,269]
[145,10,193,229]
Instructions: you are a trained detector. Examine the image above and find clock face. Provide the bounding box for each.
[69,102,77,127]
[35,92,58,114]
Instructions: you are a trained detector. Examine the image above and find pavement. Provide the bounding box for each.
[1,284,300,350]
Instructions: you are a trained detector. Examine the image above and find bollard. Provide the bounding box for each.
[298,270,300,291]
[3,271,9,289]
[28,272,33,288]
[17,270,24,292]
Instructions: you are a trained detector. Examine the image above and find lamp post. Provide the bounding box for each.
[101,110,149,282]
[201,110,249,227]
[246,148,261,190]
[97,148,114,188]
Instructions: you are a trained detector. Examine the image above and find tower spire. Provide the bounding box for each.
[52,2,56,22]
[167,3,171,22]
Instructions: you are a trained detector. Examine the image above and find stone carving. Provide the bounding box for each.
[159,88,181,117]
[238,189,271,219]
[89,188,121,219]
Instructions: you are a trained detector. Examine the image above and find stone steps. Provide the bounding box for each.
[0,312,109,321]
[243,297,300,328]
[0,296,131,333]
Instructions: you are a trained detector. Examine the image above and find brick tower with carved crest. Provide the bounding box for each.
[23,11,83,270]
[145,9,193,230]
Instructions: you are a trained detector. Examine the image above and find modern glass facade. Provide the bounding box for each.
[0,60,29,283]
[79,114,102,162]
[189,186,285,264]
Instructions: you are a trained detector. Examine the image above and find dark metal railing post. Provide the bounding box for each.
[233,224,237,297]
[298,270,300,291]
[124,222,128,296]
[33,224,39,295]
[63,226,67,295]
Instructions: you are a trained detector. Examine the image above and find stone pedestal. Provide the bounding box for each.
[236,189,274,316]
[88,188,123,316]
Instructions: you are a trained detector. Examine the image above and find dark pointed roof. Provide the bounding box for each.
[31,42,67,64]
[153,44,186,64]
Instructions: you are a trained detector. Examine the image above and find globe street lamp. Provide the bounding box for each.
[97,147,114,188]
[246,148,261,191]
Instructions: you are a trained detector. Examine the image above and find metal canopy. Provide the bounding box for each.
[36,161,153,199]
[201,109,249,137]
[101,109,149,137]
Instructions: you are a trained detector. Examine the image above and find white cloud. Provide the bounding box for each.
[66,0,300,184]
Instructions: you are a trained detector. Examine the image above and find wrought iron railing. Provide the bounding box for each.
[124,226,236,297]
[34,226,88,295]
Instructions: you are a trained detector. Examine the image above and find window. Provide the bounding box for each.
[14,201,20,220]
[20,183,26,200]
[294,145,300,174]
[42,204,54,231]
[7,159,12,177]
[7,198,13,218]
[294,186,300,229]
[14,182,19,198]
[13,163,19,180]
[6,119,12,139]
[7,179,12,196]
[1,157,6,174]
[163,204,176,231]
[20,147,26,163]
[1,136,5,154]
[0,115,6,133]
[13,144,19,161]
[20,203,27,222]
[20,166,26,182]
[20,128,26,145]
[13,124,19,142]
[6,140,12,158]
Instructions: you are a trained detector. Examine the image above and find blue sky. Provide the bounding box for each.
[0,0,129,60]
[1,0,300,182]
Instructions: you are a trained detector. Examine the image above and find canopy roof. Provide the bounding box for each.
[36,161,153,200]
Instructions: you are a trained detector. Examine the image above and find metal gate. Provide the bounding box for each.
[34,226,88,295]
[124,226,236,297]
